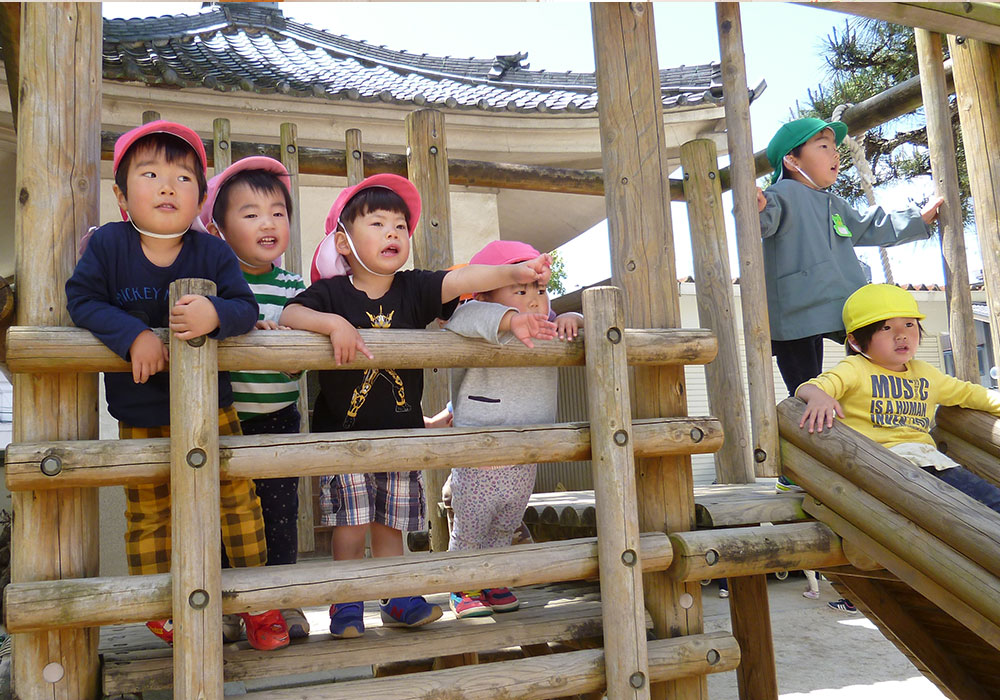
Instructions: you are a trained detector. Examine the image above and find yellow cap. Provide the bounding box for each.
[842,284,925,336]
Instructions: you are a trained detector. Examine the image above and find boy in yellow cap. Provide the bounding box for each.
[757,117,944,493]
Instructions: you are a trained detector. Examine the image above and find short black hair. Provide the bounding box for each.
[847,318,925,355]
[212,169,293,225]
[114,133,208,201]
[340,187,411,232]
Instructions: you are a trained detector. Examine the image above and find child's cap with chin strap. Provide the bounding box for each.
[310,173,422,284]
[766,117,848,185]
[469,240,542,267]
[199,156,291,233]
[843,283,925,350]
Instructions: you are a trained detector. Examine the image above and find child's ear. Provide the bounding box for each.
[113,183,127,211]
[334,230,352,256]
[206,221,222,238]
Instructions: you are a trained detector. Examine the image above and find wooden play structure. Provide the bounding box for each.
[6,2,1000,699]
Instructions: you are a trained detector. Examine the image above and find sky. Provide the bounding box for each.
[102,2,977,292]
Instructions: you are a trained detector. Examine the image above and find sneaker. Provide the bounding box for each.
[775,475,805,494]
[241,610,290,651]
[146,619,173,646]
[281,608,310,639]
[222,613,244,643]
[802,590,820,600]
[718,587,729,599]
[482,587,520,613]
[380,596,443,627]
[329,601,365,639]
[450,591,493,619]
[828,598,858,614]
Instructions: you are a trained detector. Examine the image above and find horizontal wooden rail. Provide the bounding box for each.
[932,427,1000,488]
[667,522,848,582]
[237,633,741,700]
[6,327,717,374]
[935,405,1000,460]
[5,533,672,632]
[5,416,721,490]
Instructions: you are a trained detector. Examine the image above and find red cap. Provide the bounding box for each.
[113,120,207,176]
[199,156,291,230]
[469,240,541,266]
[311,173,422,283]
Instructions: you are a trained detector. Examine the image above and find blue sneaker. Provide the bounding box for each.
[329,601,365,638]
[775,475,804,494]
[379,596,443,627]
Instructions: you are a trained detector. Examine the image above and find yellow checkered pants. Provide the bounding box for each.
[119,405,267,575]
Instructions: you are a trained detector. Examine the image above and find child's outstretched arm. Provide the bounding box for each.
[502,310,557,349]
[440,255,552,303]
[795,383,845,434]
[921,196,945,224]
[554,312,583,341]
[280,303,373,366]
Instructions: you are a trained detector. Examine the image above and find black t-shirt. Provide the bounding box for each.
[288,269,457,432]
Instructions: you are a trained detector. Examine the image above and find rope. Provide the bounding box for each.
[832,104,894,285]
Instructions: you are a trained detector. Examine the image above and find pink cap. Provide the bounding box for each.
[310,173,422,283]
[469,240,542,266]
[113,120,207,176]
[199,156,291,230]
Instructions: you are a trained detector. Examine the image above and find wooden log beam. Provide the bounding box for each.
[777,398,1000,579]
[667,522,848,583]
[0,2,20,127]
[5,326,718,374]
[212,117,231,174]
[814,2,1000,46]
[932,427,1000,488]
[5,533,672,632]
[236,633,740,700]
[935,405,1000,460]
[5,416,722,491]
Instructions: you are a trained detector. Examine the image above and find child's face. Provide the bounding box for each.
[338,207,411,275]
[114,145,204,235]
[853,316,920,372]
[480,279,550,316]
[786,129,840,189]
[218,182,290,275]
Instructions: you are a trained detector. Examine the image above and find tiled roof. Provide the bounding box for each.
[102,4,731,114]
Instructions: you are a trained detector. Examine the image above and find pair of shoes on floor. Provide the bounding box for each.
[775,475,805,494]
[281,607,311,639]
[718,587,729,599]
[146,619,174,646]
[330,596,443,638]
[450,587,521,619]
[802,590,820,600]
[149,612,289,650]
[827,598,858,614]
[222,613,244,642]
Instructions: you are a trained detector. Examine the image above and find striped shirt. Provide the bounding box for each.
[231,265,306,420]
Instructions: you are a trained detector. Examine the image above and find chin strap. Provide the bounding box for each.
[129,214,187,240]
[782,158,820,189]
[338,218,393,278]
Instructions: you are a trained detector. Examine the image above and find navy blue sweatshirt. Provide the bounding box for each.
[66,221,258,427]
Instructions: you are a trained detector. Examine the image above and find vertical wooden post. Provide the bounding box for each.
[917,30,977,383]
[591,5,705,699]
[169,278,223,700]
[213,117,231,174]
[949,35,1000,379]
[716,2,780,478]
[583,286,650,700]
[11,4,101,698]
[405,109,454,555]
[142,110,160,124]
[346,128,365,186]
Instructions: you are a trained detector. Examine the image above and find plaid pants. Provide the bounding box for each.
[120,405,267,575]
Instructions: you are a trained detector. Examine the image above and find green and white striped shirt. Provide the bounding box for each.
[231,265,306,420]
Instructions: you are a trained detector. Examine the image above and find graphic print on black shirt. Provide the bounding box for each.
[345,305,411,428]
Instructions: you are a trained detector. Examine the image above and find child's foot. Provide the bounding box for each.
[146,619,173,646]
[718,587,729,599]
[222,613,244,642]
[802,590,820,600]
[329,601,365,638]
[482,587,520,612]
[775,475,805,493]
[380,596,443,627]
[241,610,290,651]
[450,591,493,619]
[827,598,858,614]
[281,607,311,639]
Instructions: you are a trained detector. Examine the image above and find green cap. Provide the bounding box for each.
[766,118,848,184]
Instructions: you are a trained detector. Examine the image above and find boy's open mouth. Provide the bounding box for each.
[381,245,399,256]
[258,236,277,246]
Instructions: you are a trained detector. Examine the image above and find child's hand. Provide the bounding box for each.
[169,294,220,340]
[756,187,767,213]
[512,254,553,286]
[255,320,289,331]
[328,314,373,366]
[797,385,845,434]
[129,329,168,384]
[424,407,453,429]
[554,312,583,341]
[509,312,557,348]
[921,195,945,224]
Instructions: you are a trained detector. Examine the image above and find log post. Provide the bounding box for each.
[169,278,223,699]
[917,30,977,382]
[0,2,20,127]
[591,5,704,699]
[716,2,779,478]
[582,287,650,700]
[142,110,160,124]
[948,35,1000,377]
[405,109,454,555]
[11,4,102,698]
[346,128,364,186]
[213,117,231,174]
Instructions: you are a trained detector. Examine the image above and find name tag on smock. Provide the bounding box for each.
[832,213,853,238]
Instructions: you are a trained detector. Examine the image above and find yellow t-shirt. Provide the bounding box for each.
[803,355,1000,449]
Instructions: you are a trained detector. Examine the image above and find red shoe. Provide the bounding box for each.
[241,610,290,651]
[146,619,174,646]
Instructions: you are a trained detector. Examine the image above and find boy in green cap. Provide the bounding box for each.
[755,117,944,493]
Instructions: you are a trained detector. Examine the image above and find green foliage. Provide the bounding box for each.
[547,249,567,296]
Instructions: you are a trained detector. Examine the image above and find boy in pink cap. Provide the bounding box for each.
[66,121,290,651]
[200,155,309,640]
[280,174,551,638]
[443,239,582,618]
